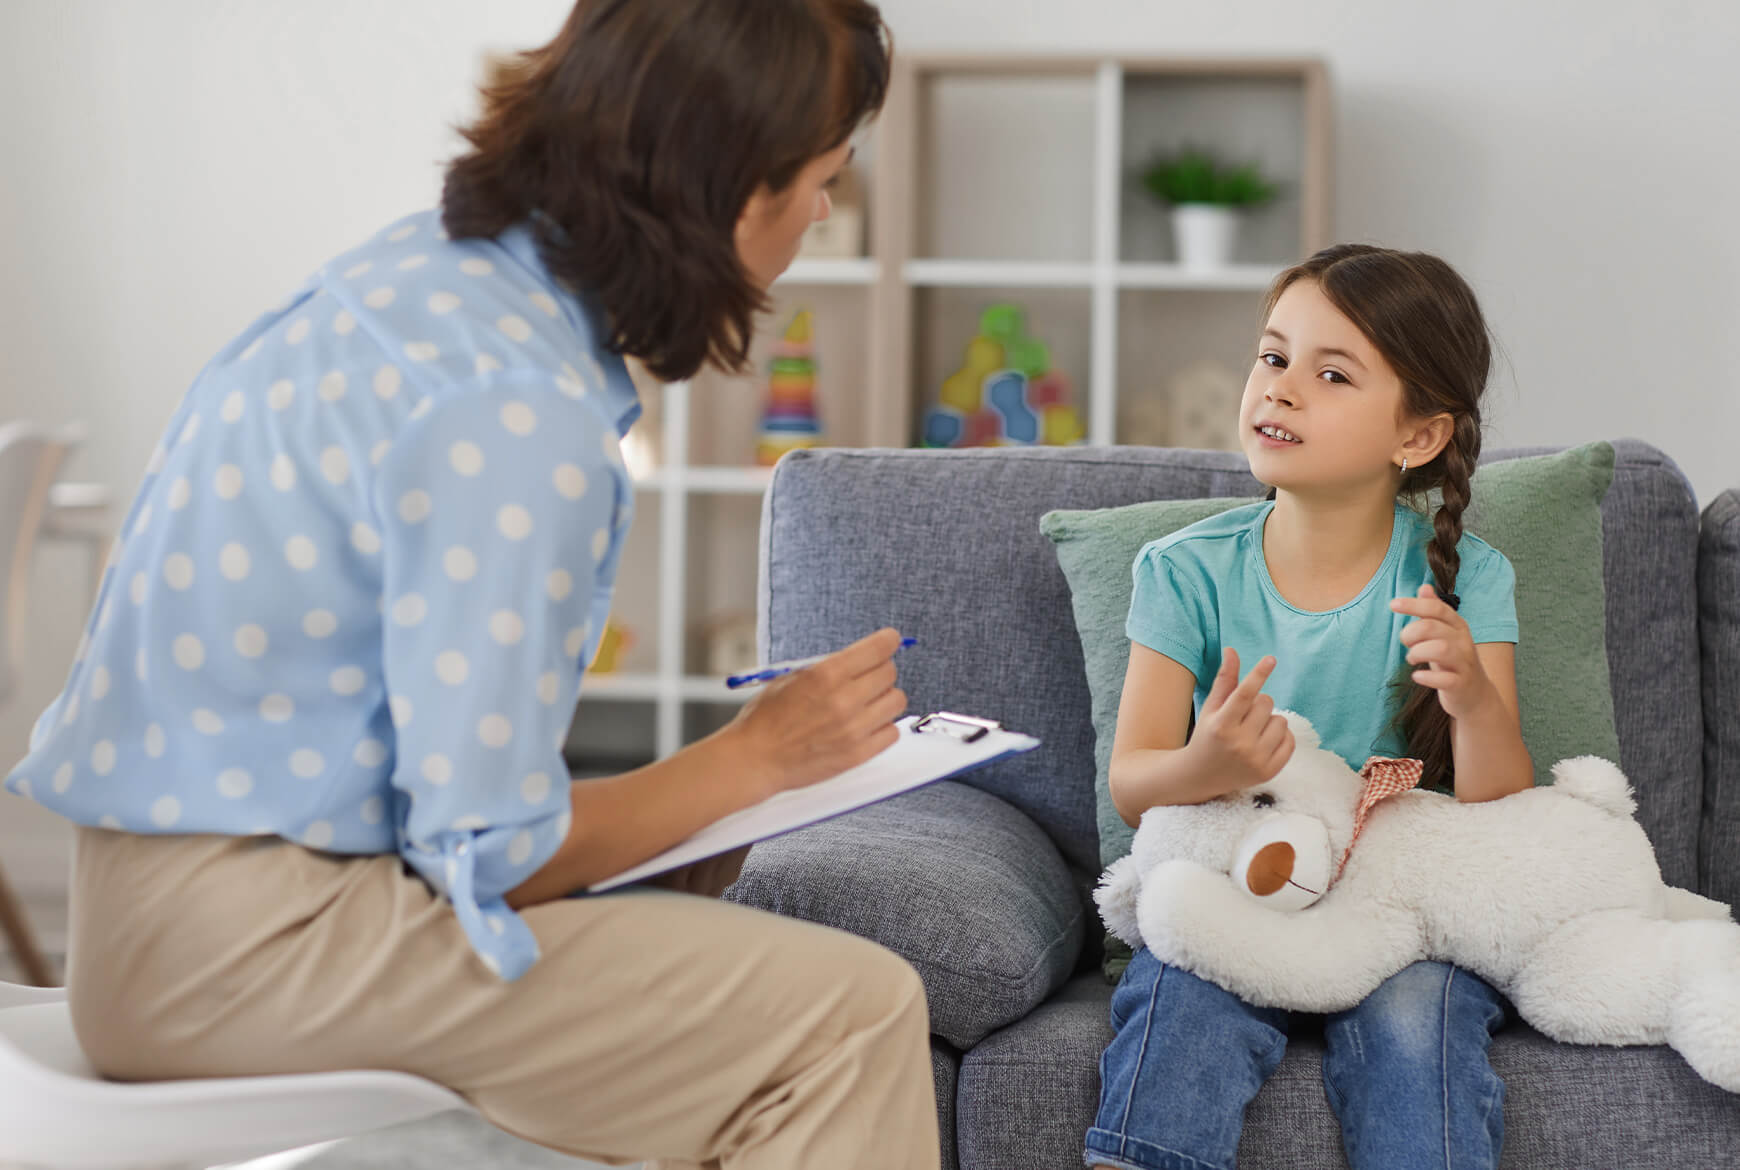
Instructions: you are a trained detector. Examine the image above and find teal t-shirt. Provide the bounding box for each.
[1126,501,1519,771]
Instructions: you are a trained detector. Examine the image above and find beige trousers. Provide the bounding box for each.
[66,827,939,1169]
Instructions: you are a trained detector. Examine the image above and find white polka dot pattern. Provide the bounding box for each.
[6,209,640,984]
[220,542,252,581]
[443,546,478,582]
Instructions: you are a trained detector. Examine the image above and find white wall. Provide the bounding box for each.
[3,0,1737,930]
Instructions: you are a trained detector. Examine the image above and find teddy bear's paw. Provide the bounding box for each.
[1548,755,1636,818]
[1132,862,1254,972]
[1095,855,1144,948]
[1670,930,1740,1092]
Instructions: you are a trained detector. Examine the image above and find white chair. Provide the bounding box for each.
[0,980,473,1169]
[0,422,75,735]
[40,477,115,609]
[0,421,79,988]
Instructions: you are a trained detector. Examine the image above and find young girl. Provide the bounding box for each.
[1087,244,1535,1170]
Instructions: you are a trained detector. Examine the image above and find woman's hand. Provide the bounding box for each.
[508,631,905,909]
[1183,648,1294,790]
[1391,583,1497,720]
[647,845,751,897]
[725,627,908,797]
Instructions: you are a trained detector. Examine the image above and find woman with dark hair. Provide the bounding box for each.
[6,2,940,1166]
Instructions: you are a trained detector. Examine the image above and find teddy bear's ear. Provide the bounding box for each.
[1278,709,1321,751]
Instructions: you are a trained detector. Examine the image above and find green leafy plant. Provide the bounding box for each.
[1140,147,1279,208]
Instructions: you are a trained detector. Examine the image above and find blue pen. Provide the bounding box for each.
[726,637,918,690]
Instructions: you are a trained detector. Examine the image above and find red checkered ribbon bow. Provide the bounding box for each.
[1333,756,1425,882]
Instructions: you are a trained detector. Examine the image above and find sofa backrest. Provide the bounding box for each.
[760,439,1705,890]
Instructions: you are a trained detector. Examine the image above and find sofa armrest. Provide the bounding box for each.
[726,779,1085,1049]
[1700,490,1740,911]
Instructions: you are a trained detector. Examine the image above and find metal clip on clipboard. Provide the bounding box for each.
[913,711,1002,743]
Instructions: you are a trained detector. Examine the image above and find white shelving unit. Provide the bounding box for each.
[578,379,769,761]
[779,258,879,286]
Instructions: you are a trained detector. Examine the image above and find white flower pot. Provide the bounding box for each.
[1171,204,1241,270]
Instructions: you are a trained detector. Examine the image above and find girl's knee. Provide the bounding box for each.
[1367,964,1501,1022]
[1108,959,1287,1081]
[1349,962,1453,1055]
[1114,956,1283,1037]
[1343,963,1502,1069]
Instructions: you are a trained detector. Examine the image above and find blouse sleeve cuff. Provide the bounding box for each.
[401,825,564,980]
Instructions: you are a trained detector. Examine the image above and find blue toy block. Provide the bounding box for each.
[923,406,965,448]
[985,370,1039,444]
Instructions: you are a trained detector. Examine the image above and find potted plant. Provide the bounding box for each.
[1140,146,1279,270]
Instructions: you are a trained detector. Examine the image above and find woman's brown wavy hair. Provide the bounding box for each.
[442,0,891,382]
[1262,244,1495,790]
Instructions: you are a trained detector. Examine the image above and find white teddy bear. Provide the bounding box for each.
[1096,711,1740,1093]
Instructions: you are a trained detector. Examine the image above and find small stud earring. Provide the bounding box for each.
[1400,457,1409,474]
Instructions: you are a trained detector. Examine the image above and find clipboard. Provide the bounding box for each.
[587,712,1040,892]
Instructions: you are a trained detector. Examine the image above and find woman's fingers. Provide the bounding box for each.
[833,718,902,772]
[814,627,905,684]
[785,655,896,726]
[734,629,912,792]
[845,685,907,741]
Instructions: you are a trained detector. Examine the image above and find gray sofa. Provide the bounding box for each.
[728,439,1740,1169]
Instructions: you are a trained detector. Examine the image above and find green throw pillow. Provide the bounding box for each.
[1040,442,1619,981]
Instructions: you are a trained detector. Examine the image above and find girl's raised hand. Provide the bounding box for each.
[1186,648,1294,790]
[1391,583,1494,720]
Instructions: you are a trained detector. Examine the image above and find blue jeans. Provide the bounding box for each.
[1086,949,1509,1170]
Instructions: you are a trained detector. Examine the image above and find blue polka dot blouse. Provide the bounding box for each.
[4,209,642,980]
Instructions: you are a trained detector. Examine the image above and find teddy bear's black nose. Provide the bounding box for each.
[1253,793,1276,808]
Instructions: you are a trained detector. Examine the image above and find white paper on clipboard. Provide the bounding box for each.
[587,712,1039,892]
